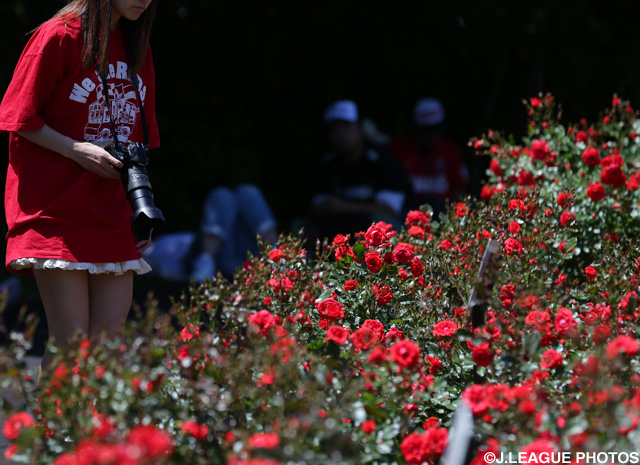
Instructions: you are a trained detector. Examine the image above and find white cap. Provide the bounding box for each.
[414,98,445,126]
[324,100,359,123]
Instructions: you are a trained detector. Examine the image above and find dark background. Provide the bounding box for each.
[0,0,639,286]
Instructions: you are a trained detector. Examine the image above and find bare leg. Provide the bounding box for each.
[33,269,90,373]
[87,271,133,341]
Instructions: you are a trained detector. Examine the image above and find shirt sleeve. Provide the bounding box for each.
[0,24,67,133]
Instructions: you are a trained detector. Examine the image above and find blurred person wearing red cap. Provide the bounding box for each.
[308,100,411,240]
[390,98,469,215]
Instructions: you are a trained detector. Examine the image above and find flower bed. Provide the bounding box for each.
[1,95,640,464]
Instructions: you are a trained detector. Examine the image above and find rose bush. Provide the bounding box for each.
[1,95,640,464]
[472,93,640,277]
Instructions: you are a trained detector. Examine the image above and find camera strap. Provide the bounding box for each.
[98,73,150,150]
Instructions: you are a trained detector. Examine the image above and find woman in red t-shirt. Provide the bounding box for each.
[0,0,160,374]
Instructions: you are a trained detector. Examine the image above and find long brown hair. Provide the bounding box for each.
[52,0,158,77]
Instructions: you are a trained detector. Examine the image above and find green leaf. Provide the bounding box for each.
[353,242,365,261]
[565,237,578,252]
[316,288,333,302]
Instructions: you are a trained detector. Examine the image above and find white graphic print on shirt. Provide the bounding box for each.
[67,60,147,144]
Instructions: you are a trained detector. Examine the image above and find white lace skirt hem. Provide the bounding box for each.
[9,258,152,276]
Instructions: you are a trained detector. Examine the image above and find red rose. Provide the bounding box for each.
[592,324,611,344]
[343,279,359,291]
[558,241,575,255]
[405,210,429,226]
[581,147,600,166]
[385,327,404,341]
[53,361,69,381]
[268,249,287,261]
[525,309,550,328]
[627,172,640,191]
[504,237,523,256]
[360,420,376,434]
[530,97,542,107]
[606,335,640,360]
[362,319,385,340]
[410,256,424,278]
[559,211,575,227]
[2,412,35,441]
[393,242,414,263]
[390,339,421,370]
[600,155,627,188]
[316,298,344,321]
[367,345,389,364]
[351,326,379,351]
[530,139,550,162]
[601,165,627,188]
[364,224,388,247]
[248,432,280,449]
[472,343,493,367]
[423,417,440,429]
[481,184,502,200]
[540,349,563,369]
[554,307,577,337]
[332,234,349,246]
[509,221,520,235]
[248,310,276,335]
[456,202,468,217]
[181,421,209,440]
[400,433,429,464]
[326,325,349,345]
[575,130,588,143]
[407,225,425,238]
[440,239,453,250]
[587,182,606,201]
[53,453,76,465]
[127,425,174,459]
[365,251,383,273]
[585,266,597,282]
[520,438,556,460]
[432,320,458,337]
[462,385,490,416]
[372,284,393,305]
[489,159,502,176]
[517,169,535,187]
[426,355,443,375]
[424,427,449,460]
[557,192,570,208]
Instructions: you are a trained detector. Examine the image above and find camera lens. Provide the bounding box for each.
[124,166,165,239]
[117,145,165,239]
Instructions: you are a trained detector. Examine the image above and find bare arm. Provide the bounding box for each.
[17,124,123,179]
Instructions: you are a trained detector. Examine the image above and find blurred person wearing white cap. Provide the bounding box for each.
[307,100,411,240]
[390,97,469,215]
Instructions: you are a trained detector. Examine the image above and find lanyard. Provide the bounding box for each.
[99,73,150,149]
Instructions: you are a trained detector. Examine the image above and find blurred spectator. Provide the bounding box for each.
[144,184,278,282]
[390,98,469,215]
[308,100,411,240]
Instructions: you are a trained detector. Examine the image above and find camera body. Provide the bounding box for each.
[107,142,165,240]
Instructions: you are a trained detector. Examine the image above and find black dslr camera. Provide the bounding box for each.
[107,142,165,239]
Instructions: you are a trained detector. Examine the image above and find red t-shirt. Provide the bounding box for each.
[390,135,469,203]
[0,16,160,274]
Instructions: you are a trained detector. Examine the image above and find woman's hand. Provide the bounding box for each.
[136,229,153,254]
[17,125,123,179]
[68,140,123,179]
